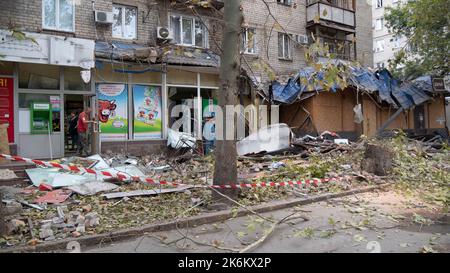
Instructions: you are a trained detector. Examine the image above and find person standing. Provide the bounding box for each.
[77,107,93,157]
[68,111,78,151]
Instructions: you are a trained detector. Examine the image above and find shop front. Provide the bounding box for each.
[14,63,95,159]
[93,61,220,155]
[0,30,95,159]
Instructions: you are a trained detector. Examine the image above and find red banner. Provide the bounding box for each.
[0,77,14,143]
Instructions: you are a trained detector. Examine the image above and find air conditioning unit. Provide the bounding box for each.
[295,34,309,45]
[95,11,114,24]
[157,27,173,40]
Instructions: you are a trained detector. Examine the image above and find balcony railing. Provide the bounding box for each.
[306,0,355,28]
[317,36,355,61]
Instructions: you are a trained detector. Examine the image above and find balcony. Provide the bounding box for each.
[306,0,356,31]
[317,36,356,61]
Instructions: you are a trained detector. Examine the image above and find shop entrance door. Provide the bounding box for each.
[63,94,84,156]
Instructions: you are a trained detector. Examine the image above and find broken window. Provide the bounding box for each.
[112,5,137,40]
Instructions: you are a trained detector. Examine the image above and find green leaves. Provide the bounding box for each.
[384,0,450,77]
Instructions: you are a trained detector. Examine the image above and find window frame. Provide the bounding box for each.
[241,28,257,54]
[42,0,75,32]
[376,0,383,8]
[112,4,138,40]
[277,0,292,6]
[375,39,385,52]
[278,32,292,60]
[375,18,384,31]
[169,14,209,48]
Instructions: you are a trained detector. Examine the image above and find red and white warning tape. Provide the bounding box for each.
[0,154,343,189]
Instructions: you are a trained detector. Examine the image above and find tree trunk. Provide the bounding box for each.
[213,0,242,200]
[361,144,393,176]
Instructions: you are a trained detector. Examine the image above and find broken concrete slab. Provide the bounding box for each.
[68,181,119,196]
[101,185,194,199]
[0,169,18,180]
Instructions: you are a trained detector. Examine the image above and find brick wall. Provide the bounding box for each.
[0,0,220,50]
[241,0,308,82]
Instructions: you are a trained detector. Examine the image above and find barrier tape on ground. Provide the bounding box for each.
[0,154,343,189]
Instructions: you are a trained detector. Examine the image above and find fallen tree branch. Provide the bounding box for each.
[239,211,309,253]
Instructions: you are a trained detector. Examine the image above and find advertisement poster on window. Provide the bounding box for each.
[96,84,128,141]
[50,96,60,112]
[133,85,162,139]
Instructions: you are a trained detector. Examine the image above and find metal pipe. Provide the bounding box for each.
[376,107,404,136]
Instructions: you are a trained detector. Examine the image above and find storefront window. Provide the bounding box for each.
[19,63,60,89]
[64,67,91,91]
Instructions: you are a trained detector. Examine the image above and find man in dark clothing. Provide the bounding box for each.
[68,111,78,151]
[77,107,93,156]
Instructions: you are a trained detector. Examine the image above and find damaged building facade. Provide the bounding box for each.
[240,0,448,140]
[0,0,222,159]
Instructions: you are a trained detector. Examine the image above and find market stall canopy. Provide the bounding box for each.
[260,64,437,110]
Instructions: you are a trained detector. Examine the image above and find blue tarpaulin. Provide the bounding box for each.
[270,66,433,110]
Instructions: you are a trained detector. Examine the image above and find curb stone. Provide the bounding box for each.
[0,184,386,253]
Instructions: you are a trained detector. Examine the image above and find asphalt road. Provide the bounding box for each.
[84,189,450,253]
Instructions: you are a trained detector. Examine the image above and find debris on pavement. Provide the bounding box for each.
[0,130,448,249]
[101,185,194,199]
[236,124,292,156]
[0,169,18,180]
[68,181,119,196]
[34,189,72,204]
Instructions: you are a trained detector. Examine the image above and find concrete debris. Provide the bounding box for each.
[2,201,23,216]
[68,181,119,196]
[75,224,85,233]
[39,225,54,239]
[75,215,85,226]
[84,212,100,227]
[6,219,26,235]
[0,169,18,180]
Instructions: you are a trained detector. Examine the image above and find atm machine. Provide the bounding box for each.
[30,102,52,134]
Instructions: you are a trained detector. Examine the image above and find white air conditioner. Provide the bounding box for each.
[295,34,309,45]
[95,11,114,24]
[157,27,173,40]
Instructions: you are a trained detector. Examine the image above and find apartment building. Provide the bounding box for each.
[372,0,407,69]
[241,0,373,85]
[0,0,222,158]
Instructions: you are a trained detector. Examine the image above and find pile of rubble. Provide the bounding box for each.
[0,129,448,249]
